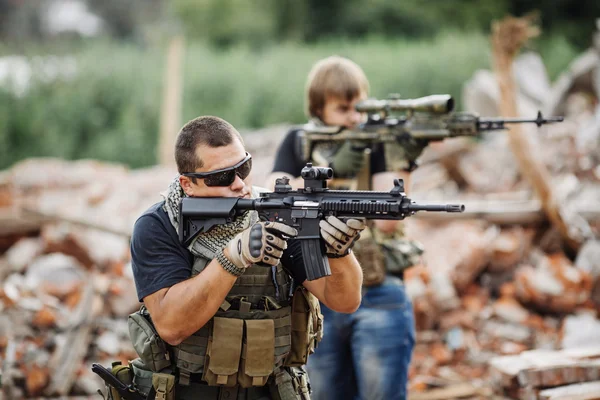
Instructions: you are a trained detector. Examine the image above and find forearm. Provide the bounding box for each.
[147,255,237,345]
[322,253,363,313]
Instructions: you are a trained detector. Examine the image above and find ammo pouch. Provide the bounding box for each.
[152,373,175,400]
[200,307,292,389]
[203,317,243,387]
[284,287,323,367]
[128,306,171,372]
[353,226,386,287]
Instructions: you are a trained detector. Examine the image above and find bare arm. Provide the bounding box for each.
[143,248,238,346]
[302,253,363,313]
[372,170,411,234]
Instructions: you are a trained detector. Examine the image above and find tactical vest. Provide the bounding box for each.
[172,257,293,387]
[127,253,322,399]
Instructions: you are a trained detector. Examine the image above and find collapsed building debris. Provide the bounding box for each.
[403,17,600,400]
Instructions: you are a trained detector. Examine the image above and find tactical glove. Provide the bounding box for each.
[226,221,298,268]
[329,141,367,177]
[397,138,428,171]
[319,216,366,258]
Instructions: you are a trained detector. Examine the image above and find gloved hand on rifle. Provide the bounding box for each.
[320,216,366,258]
[396,138,428,171]
[225,222,298,268]
[329,141,367,177]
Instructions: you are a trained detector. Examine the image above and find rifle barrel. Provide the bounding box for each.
[407,203,465,213]
[483,111,564,127]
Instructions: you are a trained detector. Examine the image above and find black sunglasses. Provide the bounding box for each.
[182,152,252,187]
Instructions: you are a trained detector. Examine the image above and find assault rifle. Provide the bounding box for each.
[179,164,464,281]
[297,94,564,169]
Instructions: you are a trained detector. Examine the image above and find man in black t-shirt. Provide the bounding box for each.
[128,116,366,399]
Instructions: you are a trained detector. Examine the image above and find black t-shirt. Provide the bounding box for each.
[272,128,387,178]
[130,201,306,302]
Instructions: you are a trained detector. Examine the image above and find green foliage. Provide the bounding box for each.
[169,0,597,51]
[0,43,163,169]
[0,32,579,170]
[172,0,511,46]
[85,0,165,41]
[181,32,493,130]
[511,0,600,48]
[174,0,279,48]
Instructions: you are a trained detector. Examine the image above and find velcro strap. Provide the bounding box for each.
[275,335,292,348]
[179,370,190,386]
[240,300,251,313]
[235,274,272,286]
[177,349,206,365]
[181,335,208,347]
[220,299,231,311]
[274,314,292,329]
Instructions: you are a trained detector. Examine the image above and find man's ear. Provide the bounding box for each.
[179,175,195,196]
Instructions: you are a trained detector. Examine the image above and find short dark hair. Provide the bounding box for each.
[175,116,244,174]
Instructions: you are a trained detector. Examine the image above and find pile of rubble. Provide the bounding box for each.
[402,19,600,400]
[0,160,170,399]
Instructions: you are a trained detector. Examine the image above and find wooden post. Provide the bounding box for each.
[490,16,581,251]
[158,35,185,167]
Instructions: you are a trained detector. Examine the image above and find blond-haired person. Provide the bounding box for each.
[269,56,416,400]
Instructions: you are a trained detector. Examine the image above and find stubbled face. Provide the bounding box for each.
[179,138,252,198]
[320,92,367,129]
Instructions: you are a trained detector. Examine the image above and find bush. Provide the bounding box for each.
[0,32,578,170]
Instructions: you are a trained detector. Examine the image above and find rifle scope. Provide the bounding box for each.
[356,94,454,114]
[301,164,333,180]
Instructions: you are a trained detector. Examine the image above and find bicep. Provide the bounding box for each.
[302,278,327,305]
[143,287,169,317]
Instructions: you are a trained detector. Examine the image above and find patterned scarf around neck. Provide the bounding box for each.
[161,176,260,260]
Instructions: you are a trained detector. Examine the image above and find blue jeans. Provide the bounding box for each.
[307,276,415,400]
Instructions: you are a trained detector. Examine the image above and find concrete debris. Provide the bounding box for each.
[406,21,600,399]
[514,252,592,313]
[561,313,600,349]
